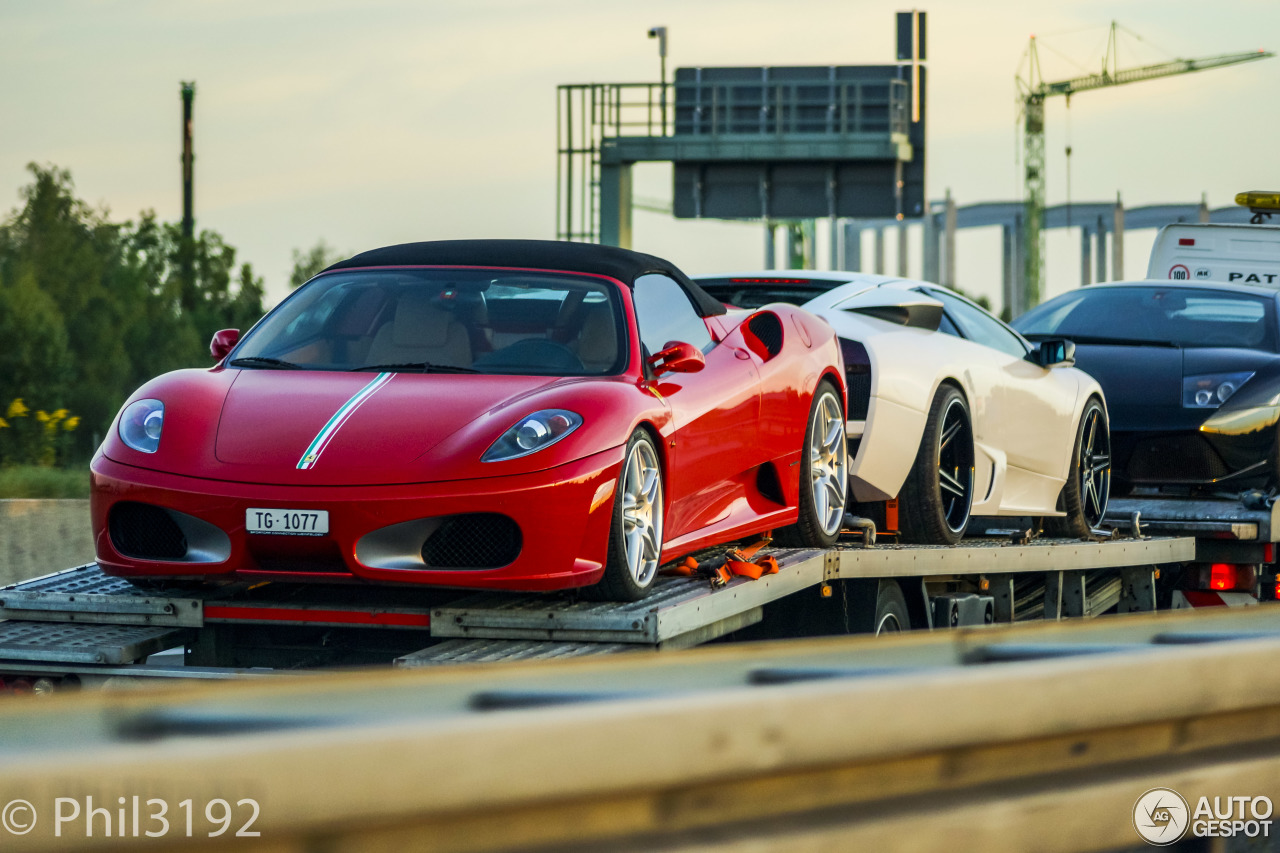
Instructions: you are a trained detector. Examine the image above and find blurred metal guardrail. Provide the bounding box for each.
[1,604,1279,851]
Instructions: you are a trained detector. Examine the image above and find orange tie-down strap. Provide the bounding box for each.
[663,539,778,585]
[725,555,779,580]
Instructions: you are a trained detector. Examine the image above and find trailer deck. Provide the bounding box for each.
[0,534,1196,679]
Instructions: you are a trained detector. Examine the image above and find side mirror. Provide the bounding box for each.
[647,341,706,375]
[1031,338,1075,368]
[210,329,240,361]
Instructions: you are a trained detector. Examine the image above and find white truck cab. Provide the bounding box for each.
[1147,192,1280,286]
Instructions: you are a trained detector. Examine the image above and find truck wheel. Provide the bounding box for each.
[898,384,973,545]
[775,380,848,547]
[1046,397,1110,539]
[862,580,910,635]
[585,429,664,602]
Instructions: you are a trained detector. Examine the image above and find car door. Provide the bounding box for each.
[926,288,1079,484]
[632,273,762,538]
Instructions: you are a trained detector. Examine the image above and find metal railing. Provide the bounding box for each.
[557,83,670,242]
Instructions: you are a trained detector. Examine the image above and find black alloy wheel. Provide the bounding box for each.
[1047,398,1111,538]
[898,384,975,545]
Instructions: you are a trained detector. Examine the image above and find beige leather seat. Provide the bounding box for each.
[365,290,473,368]
[572,303,618,373]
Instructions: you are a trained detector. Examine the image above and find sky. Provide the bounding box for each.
[2,0,1278,312]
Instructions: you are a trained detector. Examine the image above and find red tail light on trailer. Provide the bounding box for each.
[1209,563,1235,590]
[1198,563,1257,592]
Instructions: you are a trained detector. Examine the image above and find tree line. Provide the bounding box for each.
[0,164,268,462]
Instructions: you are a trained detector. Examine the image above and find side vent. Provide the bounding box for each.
[755,462,785,506]
[839,338,872,420]
[744,311,784,361]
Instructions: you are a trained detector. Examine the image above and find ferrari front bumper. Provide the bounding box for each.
[90,446,624,592]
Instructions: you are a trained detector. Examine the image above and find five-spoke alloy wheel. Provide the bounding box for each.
[776,380,848,548]
[590,429,665,601]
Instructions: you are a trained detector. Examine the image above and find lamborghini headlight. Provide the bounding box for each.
[482,409,582,462]
[119,399,165,453]
[1182,372,1254,409]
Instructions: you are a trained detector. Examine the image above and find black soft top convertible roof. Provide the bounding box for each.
[324,239,727,317]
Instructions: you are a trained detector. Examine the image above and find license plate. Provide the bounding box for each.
[246,508,329,536]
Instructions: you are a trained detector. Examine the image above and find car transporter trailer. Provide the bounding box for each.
[0,486,1275,691]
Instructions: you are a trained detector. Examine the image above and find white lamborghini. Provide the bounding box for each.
[694,272,1111,544]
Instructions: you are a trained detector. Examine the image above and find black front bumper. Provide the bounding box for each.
[1115,428,1277,488]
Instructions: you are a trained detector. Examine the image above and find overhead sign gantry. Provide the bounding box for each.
[556,11,928,260]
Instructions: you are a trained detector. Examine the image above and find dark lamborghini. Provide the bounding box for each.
[1013,281,1280,493]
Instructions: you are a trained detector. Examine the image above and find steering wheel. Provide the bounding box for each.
[473,338,585,373]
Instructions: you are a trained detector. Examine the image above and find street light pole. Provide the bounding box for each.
[180,81,196,294]
[648,26,668,132]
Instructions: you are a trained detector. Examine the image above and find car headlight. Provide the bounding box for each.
[482,409,582,462]
[119,399,165,453]
[1182,372,1254,409]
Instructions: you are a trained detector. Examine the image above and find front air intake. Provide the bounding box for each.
[1127,435,1230,483]
[109,502,188,560]
[422,514,522,569]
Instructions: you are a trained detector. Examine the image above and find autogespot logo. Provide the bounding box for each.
[1134,788,1190,845]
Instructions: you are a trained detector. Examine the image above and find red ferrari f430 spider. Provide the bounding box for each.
[91,241,848,600]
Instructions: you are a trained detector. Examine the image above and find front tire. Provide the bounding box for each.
[1046,397,1111,538]
[898,384,974,545]
[587,429,664,601]
[775,380,848,548]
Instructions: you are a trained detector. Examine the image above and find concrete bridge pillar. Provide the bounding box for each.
[1080,227,1093,286]
[943,192,957,288]
[1095,215,1108,283]
[1001,223,1016,319]
[843,222,863,272]
[923,208,940,283]
[1112,195,1125,281]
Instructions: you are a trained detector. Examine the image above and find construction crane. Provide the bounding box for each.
[1017,23,1272,311]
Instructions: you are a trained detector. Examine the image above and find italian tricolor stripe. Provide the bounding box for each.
[296,373,393,470]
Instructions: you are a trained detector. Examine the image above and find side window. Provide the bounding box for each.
[929,289,1027,359]
[937,312,961,338]
[632,273,713,355]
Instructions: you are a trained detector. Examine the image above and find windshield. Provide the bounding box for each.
[694,277,839,309]
[231,269,627,375]
[1013,286,1278,351]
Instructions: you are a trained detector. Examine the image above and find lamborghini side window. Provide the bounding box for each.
[929,288,1027,358]
[633,273,713,355]
[937,312,962,338]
